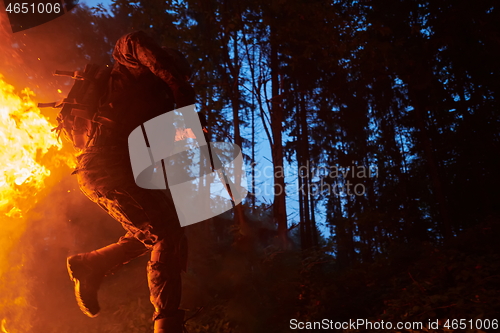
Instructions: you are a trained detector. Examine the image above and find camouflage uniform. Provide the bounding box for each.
[69,31,193,329]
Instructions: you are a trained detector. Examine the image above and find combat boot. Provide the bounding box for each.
[67,243,129,317]
[153,310,185,333]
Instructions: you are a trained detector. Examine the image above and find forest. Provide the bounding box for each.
[0,0,499,332]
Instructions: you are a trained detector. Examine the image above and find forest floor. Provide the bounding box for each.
[304,217,500,333]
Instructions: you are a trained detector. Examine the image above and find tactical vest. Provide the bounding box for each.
[39,64,113,150]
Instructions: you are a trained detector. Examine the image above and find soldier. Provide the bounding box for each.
[66,31,194,333]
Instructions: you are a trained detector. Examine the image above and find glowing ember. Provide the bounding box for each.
[0,75,62,215]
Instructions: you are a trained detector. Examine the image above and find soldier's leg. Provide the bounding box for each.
[73,152,187,327]
[67,234,150,317]
[148,233,188,333]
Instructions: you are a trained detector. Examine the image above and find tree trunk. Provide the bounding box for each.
[270,25,288,249]
[411,89,452,241]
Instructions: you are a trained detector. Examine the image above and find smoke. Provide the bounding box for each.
[0,3,115,103]
[21,175,153,333]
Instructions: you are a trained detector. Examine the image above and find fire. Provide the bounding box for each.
[0,74,72,332]
[1,318,8,333]
[0,74,63,216]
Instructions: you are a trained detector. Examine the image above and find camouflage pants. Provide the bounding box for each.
[76,146,187,320]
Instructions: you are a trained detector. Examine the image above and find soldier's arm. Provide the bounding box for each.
[113,31,195,108]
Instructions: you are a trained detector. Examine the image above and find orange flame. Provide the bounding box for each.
[0,75,64,216]
[1,318,8,333]
[0,74,73,332]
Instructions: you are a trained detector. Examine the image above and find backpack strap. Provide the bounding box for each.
[38,64,113,149]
